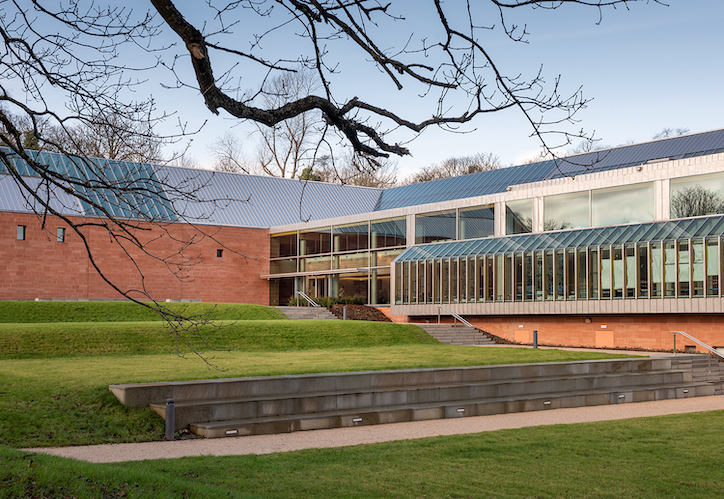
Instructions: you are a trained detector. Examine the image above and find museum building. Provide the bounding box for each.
[3,128,724,350]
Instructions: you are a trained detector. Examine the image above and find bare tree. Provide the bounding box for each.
[567,138,610,155]
[0,0,664,359]
[45,110,165,163]
[653,127,690,140]
[671,185,724,219]
[151,0,663,161]
[210,132,256,174]
[0,3,244,363]
[316,153,398,188]
[405,153,503,184]
[252,70,324,179]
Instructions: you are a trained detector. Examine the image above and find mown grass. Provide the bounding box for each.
[0,345,635,448]
[0,301,287,323]
[0,320,437,359]
[3,411,724,498]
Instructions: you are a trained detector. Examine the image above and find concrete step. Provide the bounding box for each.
[276,306,338,320]
[109,357,688,407]
[149,370,692,430]
[415,324,496,346]
[109,355,721,438]
[187,382,715,438]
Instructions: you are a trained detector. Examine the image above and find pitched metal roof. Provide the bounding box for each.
[3,127,724,227]
[0,148,381,227]
[548,128,724,179]
[0,174,83,216]
[160,167,382,227]
[375,160,555,211]
[376,129,724,211]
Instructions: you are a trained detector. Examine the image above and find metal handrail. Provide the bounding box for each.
[295,290,320,307]
[671,330,724,360]
[437,305,474,328]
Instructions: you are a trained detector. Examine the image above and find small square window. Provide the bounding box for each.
[57,227,66,243]
[17,226,26,240]
[216,249,223,258]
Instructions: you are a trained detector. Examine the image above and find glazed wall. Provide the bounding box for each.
[1,212,270,304]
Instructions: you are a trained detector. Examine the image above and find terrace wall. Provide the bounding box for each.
[0,212,270,304]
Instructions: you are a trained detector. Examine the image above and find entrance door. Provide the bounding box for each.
[306,276,328,299]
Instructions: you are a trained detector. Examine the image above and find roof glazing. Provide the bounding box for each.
[395,215,724,262]
[0,148,176,220]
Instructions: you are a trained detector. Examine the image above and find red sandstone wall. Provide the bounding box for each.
[406,314,724,352]
[0,212,270,304]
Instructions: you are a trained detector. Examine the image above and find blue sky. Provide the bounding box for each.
[155,0,723,176]
[23,1,722,177]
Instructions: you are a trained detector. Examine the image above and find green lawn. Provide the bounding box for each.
[0,320,437,359]
[3,411,723,498]
[4,300,717,498]
[0,301,287,323]
[0,345,635,448]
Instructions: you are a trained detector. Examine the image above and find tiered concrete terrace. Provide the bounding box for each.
[109,354,723,439]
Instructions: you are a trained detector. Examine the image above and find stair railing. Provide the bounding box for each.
[437,305,476,343]
[671,330,724,373]
[296,290,320,307]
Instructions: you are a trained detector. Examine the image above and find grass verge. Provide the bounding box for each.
[2,411,723,498]
[0,301,287,323]
[0,320,437,359]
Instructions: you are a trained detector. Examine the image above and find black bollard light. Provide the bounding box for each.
[165,398,175,441]
[533,330,538,349]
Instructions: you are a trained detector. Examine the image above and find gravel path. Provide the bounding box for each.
[24,395,724,463]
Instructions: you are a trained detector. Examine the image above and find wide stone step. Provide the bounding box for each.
[276,306,338,320]
[110,355,721,438]
[149,370,690,430]
[188,382,715,438]
[415,324,496,346]
[111,358,680,408]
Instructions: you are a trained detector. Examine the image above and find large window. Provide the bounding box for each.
[506,199,532,235]
[592,183,654,227]
[458,205,494,240]
[544,192,589,230]
[416,210,456,244]
[396,220,724,306]
[270,217,406,305]
[670,172,724,218]
[271,232,297,258]
[371,217,406,248]
[334,222,369,252]
[300,227,331,255]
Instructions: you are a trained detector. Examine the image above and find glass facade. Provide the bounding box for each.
[269,217,406,305]
[270,172,724,308]
[458,205,494,240]
[545,191,589,230]
[395,215,724,306]
[506,199,532,235]
[670,172,724,219]
[591,183,654,226]
[415,210,456,244]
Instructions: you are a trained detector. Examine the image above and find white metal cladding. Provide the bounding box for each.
[159,167,383,228]
[0,174,84,216]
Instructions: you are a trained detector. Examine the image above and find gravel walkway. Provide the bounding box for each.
[24,395,724,463]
